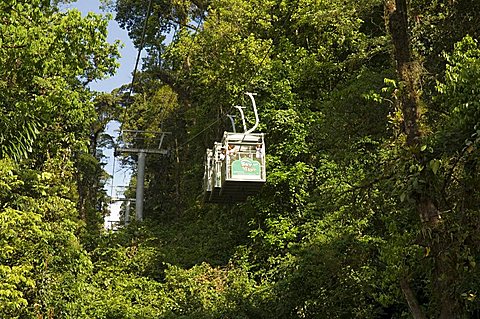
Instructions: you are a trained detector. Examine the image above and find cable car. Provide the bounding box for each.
[206,142,227,203]
[203,93,266,203]
[203,148,213,201]
[219,132,265,200]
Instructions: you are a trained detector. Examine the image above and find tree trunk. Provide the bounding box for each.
[385,0,442,225]
[385,0,421,147]
[384,1,452,318]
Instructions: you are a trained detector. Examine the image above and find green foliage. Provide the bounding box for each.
[0,2,126,318]
[4,0,480,317]
[0,1,119,161]
[436,36,480,146]
[111,0,480,315]
[0,157,92,318]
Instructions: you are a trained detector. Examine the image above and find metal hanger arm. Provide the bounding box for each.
[245,92,259,134]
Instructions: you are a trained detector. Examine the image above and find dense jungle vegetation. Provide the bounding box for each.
[2,0,480,317]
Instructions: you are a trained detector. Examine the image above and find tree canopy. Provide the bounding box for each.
[2,0,480,318]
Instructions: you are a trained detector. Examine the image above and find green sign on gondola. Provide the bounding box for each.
[231,158,261,179]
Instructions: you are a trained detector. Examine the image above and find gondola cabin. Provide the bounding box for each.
[211,142,225,202]
[220,131,265,198]
[203,148,213,201]
[204,142,227,203]
[203,132,265,203]
[203,92,265,203]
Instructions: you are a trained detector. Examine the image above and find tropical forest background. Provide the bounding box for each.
[2,0,480,318]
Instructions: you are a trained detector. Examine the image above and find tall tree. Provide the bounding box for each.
[385,1,480,317]
[0,1,121,316]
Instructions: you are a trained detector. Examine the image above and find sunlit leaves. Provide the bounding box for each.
[0,157,91,317]
[0,1,119,161]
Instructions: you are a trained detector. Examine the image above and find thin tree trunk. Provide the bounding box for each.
[400,277,427,319]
